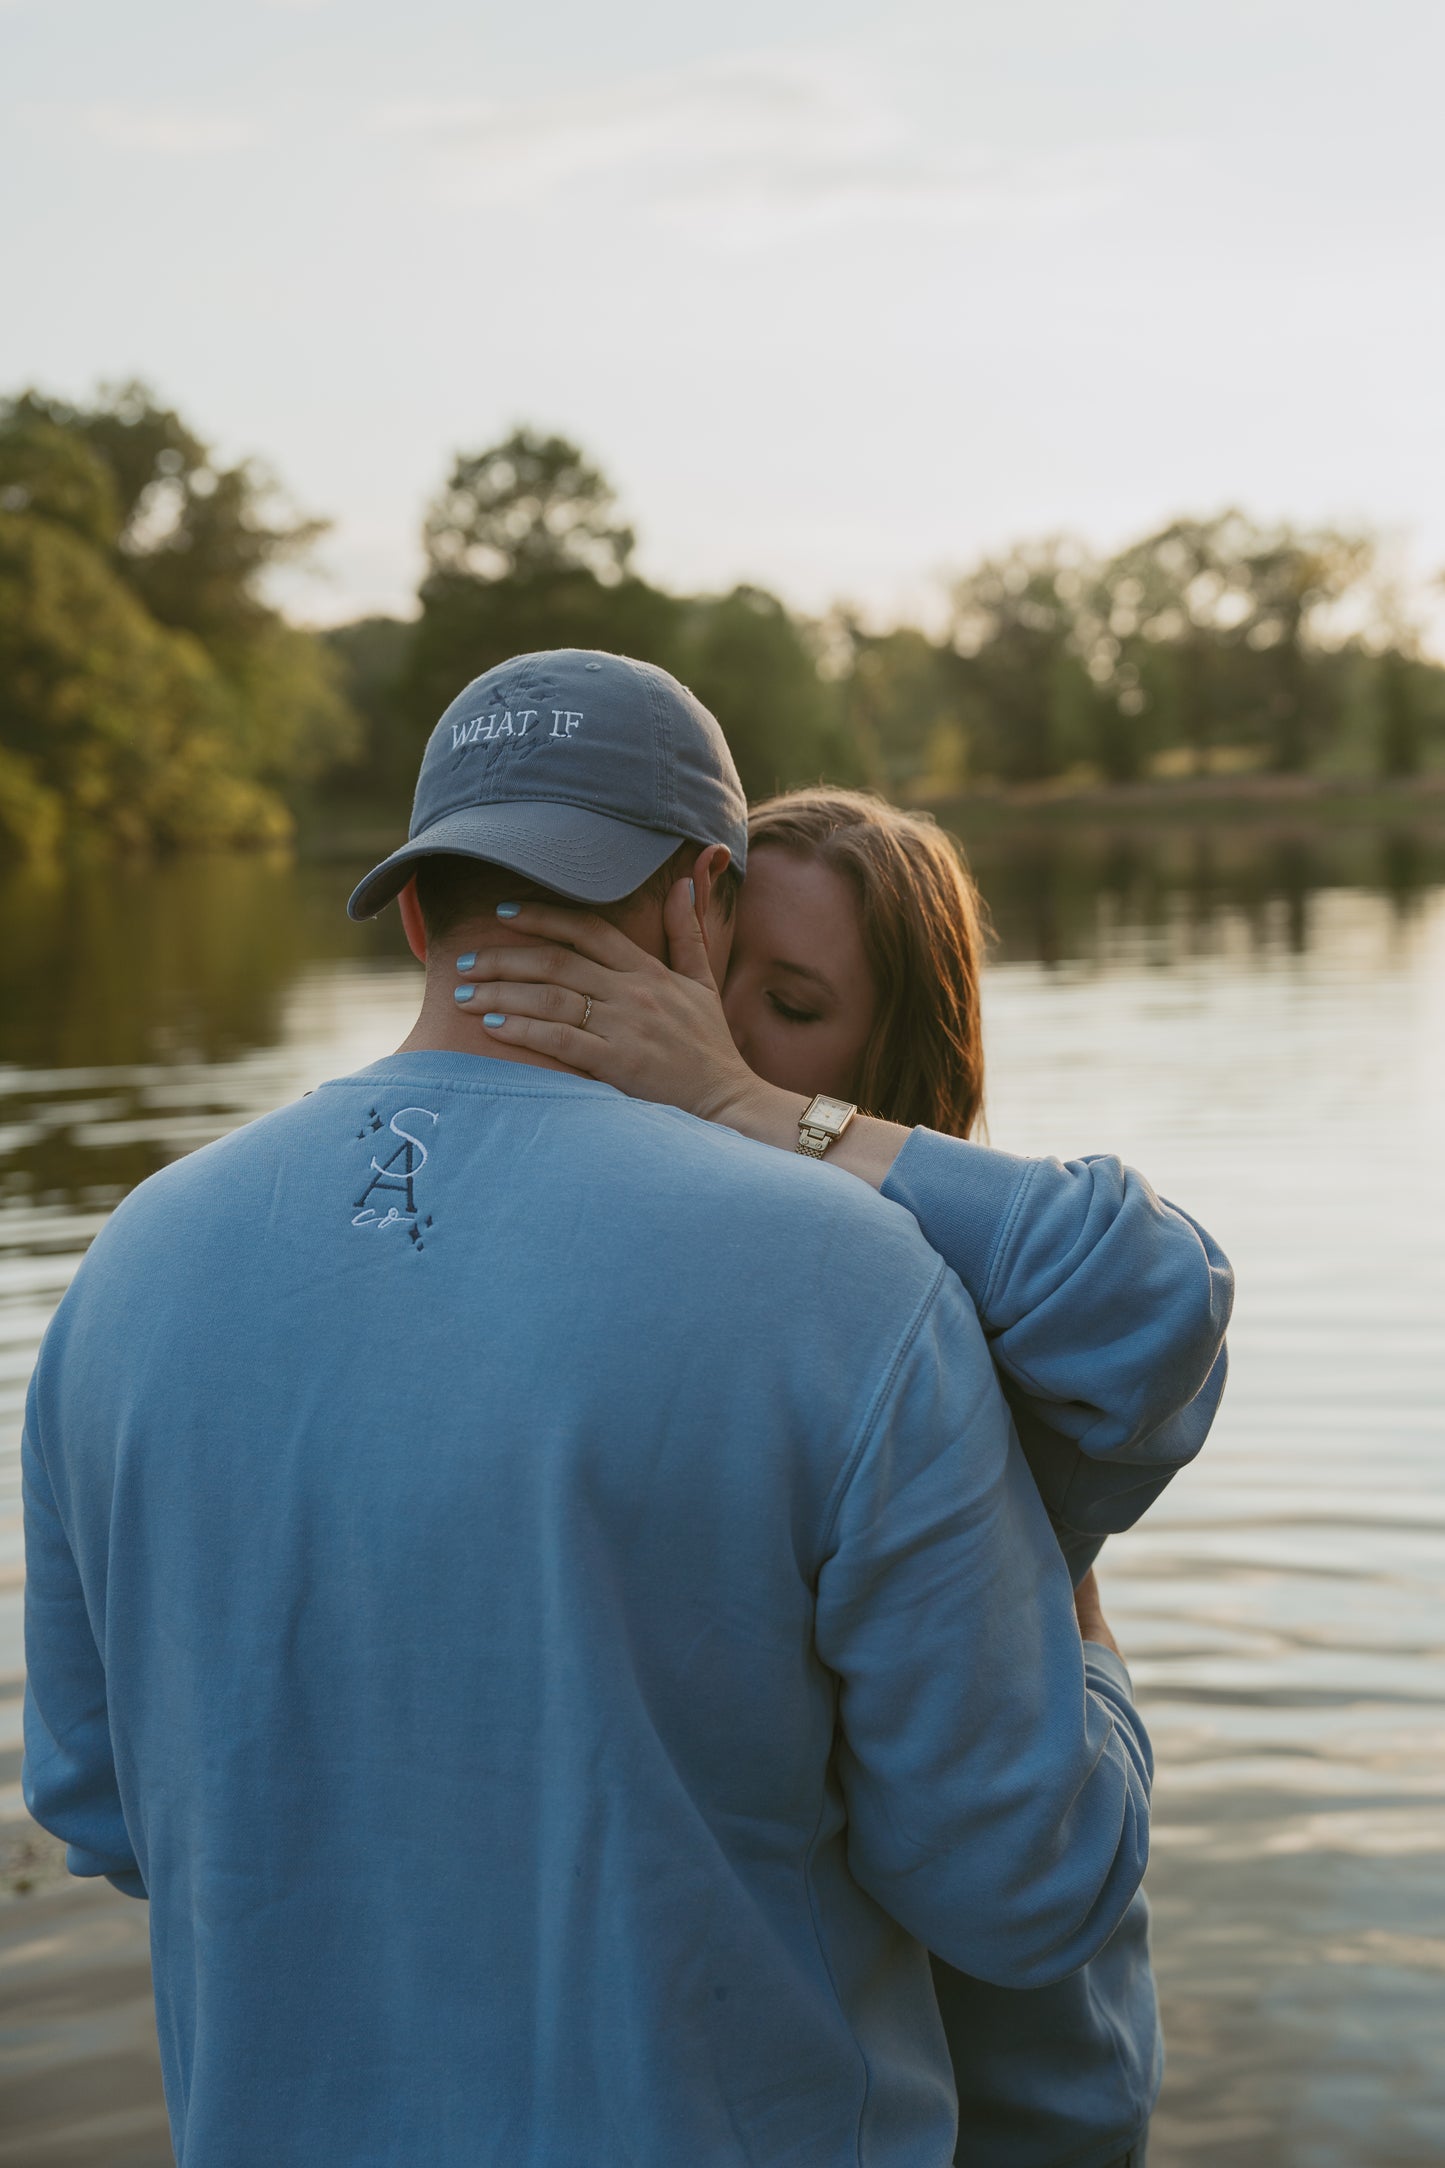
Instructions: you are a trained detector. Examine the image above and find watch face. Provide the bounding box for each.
[807,1095,854,1134]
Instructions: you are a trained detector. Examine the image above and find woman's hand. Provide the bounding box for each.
[1073,1568,1125,1664]
[451,879,764,1124]
[451,881,913,1189]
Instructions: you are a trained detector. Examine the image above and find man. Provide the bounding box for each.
[26,649,1190,2167]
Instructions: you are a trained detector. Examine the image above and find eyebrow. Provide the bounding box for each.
[770,958,837,999]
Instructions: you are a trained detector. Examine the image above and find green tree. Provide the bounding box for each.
[1233,525,1370,772]
[402,429,677,757]
[0,418,120,549]
[1096,517,1255,776]
[0,512,288,859]
[323,615,417,807]
[4,384,325,644]
[405,567,684,752]
[833,624,960,797]
[386,429,859,805]
[930,515,1412,789]
[674,586,849,802]
[424,429,635,587]
[946,542,1102,784]
[1377,651,1421,778]
[0,382,356,858]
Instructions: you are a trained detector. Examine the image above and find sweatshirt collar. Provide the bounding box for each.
[327,1049,620,1101]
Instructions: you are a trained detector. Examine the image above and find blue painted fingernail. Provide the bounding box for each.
[496,902,520,919]
[688,878,695,904]
[453,984,476,1005]
[455,952,476,971]
[482,1012,507,1027]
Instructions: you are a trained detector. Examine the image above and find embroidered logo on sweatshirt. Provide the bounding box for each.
[351,1105,438,1249]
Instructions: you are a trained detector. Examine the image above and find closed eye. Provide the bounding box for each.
[767,993,820,1024]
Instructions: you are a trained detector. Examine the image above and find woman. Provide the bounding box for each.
[448,787,1230,2168]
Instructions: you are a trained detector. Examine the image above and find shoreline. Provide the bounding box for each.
[917,771,1445,840]
[295,774,1445,863]
[8,778,1444,885]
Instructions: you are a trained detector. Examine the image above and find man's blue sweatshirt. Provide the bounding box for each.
[22,1052,1222,2168]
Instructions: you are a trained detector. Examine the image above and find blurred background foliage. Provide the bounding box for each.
[0,383,355,862]
[4,385,1444,868]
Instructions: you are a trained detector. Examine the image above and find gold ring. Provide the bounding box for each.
[581,994,593,1031]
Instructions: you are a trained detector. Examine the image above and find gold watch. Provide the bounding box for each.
[796,1094,858,1159]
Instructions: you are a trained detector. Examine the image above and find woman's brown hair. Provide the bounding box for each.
[745,788,991,1139]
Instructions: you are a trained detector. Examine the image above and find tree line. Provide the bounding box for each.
[0,383,354,862]
[3,386,1441,864]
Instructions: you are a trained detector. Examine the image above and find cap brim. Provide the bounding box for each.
[346,801,686,920]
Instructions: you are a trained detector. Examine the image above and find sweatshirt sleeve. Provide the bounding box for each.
[21,1386,147,1900]
[880,1128,1233,1576]
[814,1266,1152,1991]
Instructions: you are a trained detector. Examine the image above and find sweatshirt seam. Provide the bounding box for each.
[979,1156,1040,1313]
[316,1070,617,1105]
[814,1255,950,1566]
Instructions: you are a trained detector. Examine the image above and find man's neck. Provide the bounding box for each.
[396,992,580,1075]
[390,901,667,1075]
[394,974,580,1076]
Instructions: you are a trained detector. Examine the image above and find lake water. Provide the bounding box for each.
[1,832,1442,2167]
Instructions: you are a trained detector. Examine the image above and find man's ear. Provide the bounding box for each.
[688,843,732,934]
[682,843,735,976]
[398,878,428,965]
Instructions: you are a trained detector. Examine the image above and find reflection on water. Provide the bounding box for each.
[1,836,1443,2166]
[977,876,1445,2167]
[958,817,1445,969]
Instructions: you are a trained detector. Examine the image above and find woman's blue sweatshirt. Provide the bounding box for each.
[23,1059,1228,2168]
[880,1131,1232,2168]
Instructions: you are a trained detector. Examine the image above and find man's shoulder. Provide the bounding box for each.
[611,1097,952,1294]
[82,1090,326,1244]
[82,1073,956,1335]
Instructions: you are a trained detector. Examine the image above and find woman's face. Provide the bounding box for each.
[721,846,878,1101]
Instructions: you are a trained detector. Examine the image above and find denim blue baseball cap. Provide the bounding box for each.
[347,648,748,919]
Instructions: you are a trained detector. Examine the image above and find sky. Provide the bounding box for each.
[3,0,1443,633]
